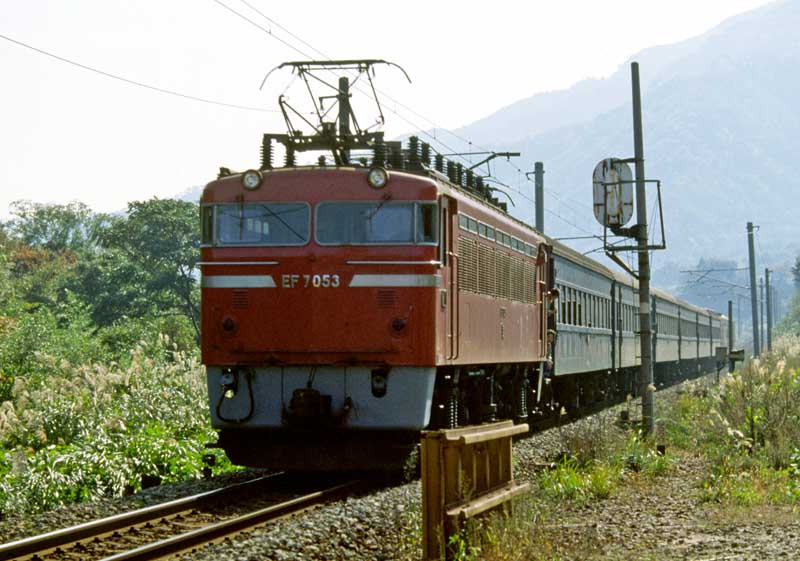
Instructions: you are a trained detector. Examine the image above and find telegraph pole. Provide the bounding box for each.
[728,300,735,372]
[747,222,760,357]
[338,76,351,164]
[631,62,654,436]
[534,161,545,233]
[759,277,765,352]
[766,269,773,351]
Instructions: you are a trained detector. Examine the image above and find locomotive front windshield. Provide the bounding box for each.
[202,201,437,246]
[214,203,310,246]
[316,202,438,245]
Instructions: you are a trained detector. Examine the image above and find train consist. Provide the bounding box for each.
[200,61,728,470]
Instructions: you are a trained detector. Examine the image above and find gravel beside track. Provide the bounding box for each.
[4,374,798,560]
[0,469,275,544]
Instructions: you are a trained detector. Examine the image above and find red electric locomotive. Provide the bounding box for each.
[201,60,552,469]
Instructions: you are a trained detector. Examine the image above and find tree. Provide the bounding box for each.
[775,291,800,336]
[792,256,800,287]
[101,199,200,339]
[6,201,108,253]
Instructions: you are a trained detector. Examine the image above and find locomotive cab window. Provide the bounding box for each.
[213,203,310,246]
[201,206,214,245]
[316,201,438,245]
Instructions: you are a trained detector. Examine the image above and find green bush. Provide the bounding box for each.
[0,293,109,400]
[0,336,230,515]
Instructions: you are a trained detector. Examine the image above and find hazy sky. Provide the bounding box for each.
[0,0,774,217]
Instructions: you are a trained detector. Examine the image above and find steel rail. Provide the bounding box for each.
[0,473,285,561]
[99,480,361,561]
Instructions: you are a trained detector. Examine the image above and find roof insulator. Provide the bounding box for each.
[466,170,475,189]
[373,139,386,167]
[390,145,405,169]
[446,160,456,183]
[260,135,274,171]
[408,136,420,169]
[421,143,431,167]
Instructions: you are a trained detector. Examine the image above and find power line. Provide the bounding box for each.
[0,32,278,113]
[236,0,328,60]
[215,0,600,229]
[212,2,531,177]
[211,0,314,60]
[213,1,474,163]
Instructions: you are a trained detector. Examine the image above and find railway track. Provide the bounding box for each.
[0,473,363,561]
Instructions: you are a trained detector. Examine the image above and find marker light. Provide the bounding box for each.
[242,170,263,190]
[367,167,389,189]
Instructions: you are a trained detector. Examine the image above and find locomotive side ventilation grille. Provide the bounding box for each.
[496,252,511,299]
[478,243,496,296]
[459,237,537,304]
[457,237,478,292]
[523,261,536,304]
[231,289,250,309]
[376,289,397,309]
[510,256,525,302]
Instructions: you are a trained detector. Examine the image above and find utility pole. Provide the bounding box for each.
[747,222,760,357]
[338,76,351,164]
[728,300,736,353]
[759,277,765,352]
[766,269,773,351]
[631,62,654,436]
[534,162,545,233]
[728,300,736,374]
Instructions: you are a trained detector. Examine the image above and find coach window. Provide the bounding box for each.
[216,203,310,246]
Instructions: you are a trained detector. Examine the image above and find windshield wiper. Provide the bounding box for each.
[367,193,392,221]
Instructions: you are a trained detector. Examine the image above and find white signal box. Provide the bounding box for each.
[592,158,634,228]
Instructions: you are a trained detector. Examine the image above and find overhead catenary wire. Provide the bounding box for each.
[0,32,279,113]
[212,0,488,168]
[215,0,603,237]
[217,0,590,211]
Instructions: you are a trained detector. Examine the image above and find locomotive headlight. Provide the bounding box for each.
[242,169,263,190]
[367,166,389,189]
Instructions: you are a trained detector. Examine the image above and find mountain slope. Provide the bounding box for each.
[463,0,800,272]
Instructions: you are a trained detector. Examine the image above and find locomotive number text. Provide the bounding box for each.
[281,274,341,288]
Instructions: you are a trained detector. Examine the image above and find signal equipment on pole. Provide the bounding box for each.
[590,62,665,436]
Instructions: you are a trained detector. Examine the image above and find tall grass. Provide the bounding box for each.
[713,335,800,468]
[662,335,800,506]
[0,336,230,515]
